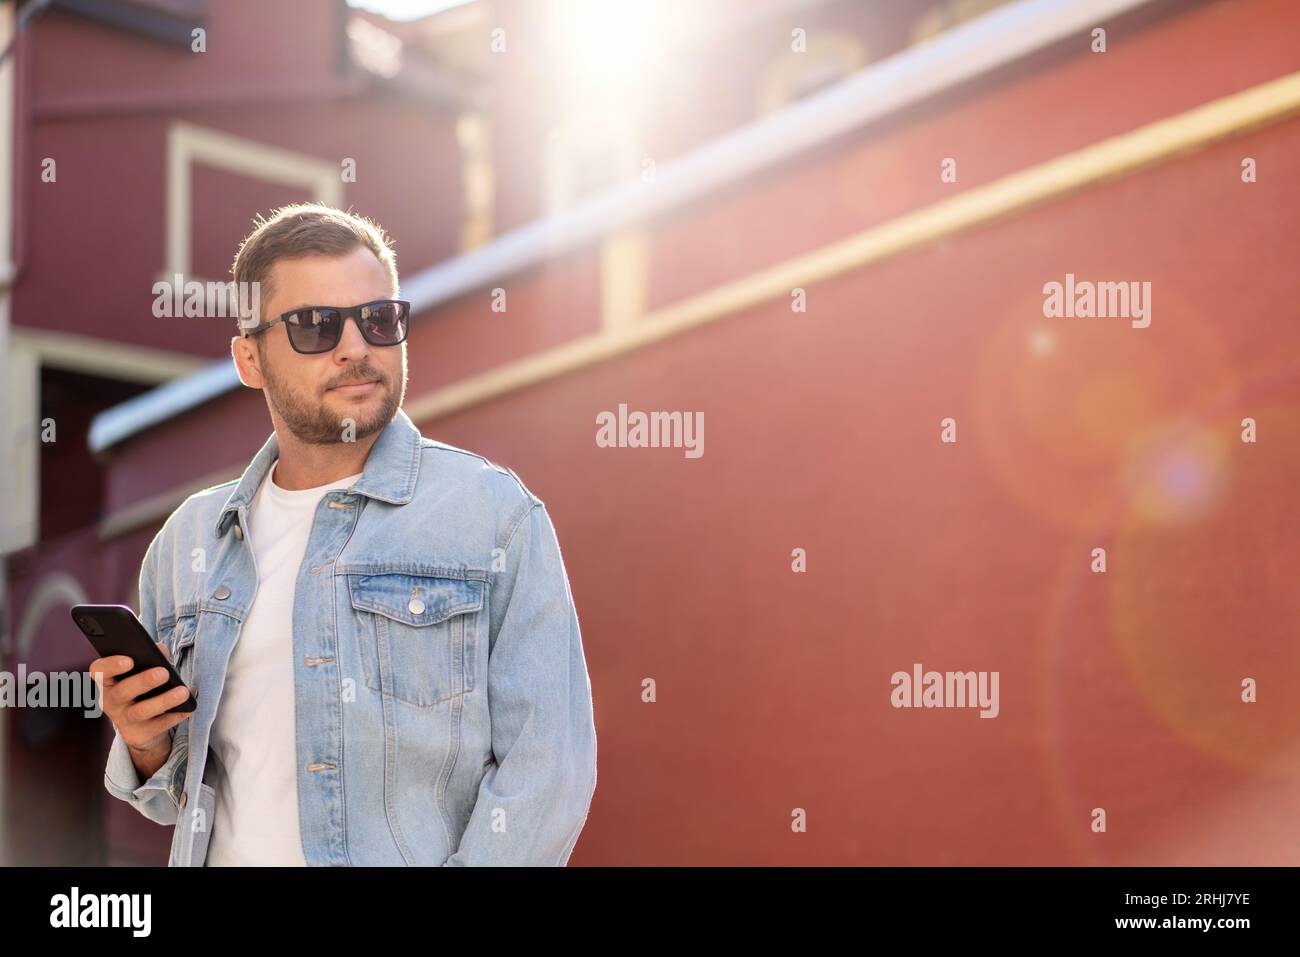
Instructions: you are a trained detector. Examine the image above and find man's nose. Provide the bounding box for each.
[333,315,371,360]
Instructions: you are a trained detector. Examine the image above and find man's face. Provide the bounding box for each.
[237,247,407,445]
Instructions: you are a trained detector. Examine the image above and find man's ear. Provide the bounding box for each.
[231,334,265,389]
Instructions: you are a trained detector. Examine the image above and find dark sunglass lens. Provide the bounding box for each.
[288,308,342,353]
[359,302,407,345]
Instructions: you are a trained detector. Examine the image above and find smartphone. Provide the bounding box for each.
[71,604,196,714]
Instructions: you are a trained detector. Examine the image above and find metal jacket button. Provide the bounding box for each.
[408,598,425,615]
[178,791,188,809]
[213,585,231,600]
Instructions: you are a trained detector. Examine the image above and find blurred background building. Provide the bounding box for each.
[1,0,1298,865]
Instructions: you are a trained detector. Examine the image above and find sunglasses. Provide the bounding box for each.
[241,298,410,355]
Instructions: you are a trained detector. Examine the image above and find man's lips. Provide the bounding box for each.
[327,379,382,394]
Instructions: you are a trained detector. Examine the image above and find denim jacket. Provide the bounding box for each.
[102,408,597,866]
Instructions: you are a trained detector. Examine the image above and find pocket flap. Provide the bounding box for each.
[168,615,198,656]
[348,574,484,626]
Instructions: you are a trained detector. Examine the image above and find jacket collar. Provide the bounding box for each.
[214,407,423,538]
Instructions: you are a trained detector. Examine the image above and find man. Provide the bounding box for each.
[93,204,597,866]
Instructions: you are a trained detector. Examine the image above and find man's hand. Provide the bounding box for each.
[91,643,191,781]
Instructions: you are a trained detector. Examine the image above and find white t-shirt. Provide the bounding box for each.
[205,459,362,866]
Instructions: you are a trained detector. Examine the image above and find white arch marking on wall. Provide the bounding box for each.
[15,572,90,662]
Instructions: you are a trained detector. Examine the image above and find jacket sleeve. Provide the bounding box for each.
[102,531,187,826]
[442,502,597,865]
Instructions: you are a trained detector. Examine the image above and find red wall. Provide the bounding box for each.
[412,100,1300,864]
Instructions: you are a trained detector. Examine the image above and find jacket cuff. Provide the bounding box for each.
[104,730,188,825]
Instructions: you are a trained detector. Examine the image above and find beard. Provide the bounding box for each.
[260,349,406,446]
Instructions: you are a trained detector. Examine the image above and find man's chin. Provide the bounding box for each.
[319,391,395,438]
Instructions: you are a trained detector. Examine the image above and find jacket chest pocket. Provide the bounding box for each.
[347,573,484,708]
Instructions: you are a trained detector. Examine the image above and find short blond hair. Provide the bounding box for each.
[231,203,398,331]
